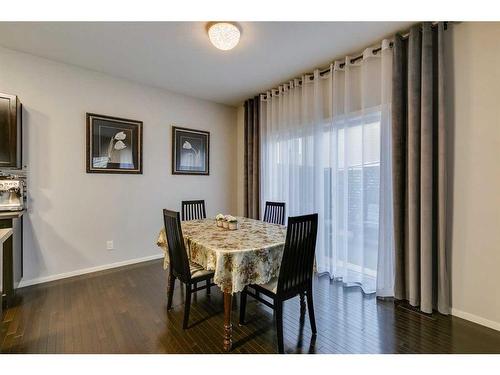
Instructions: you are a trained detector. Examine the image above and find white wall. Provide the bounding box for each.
[447,22,500,330]
[0,46,238,285]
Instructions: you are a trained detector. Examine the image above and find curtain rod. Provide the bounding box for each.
[258,21,448,98]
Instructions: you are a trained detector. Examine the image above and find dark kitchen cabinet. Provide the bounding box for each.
[0,93,22,168]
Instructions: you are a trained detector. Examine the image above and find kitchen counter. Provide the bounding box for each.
[0,210,24,220]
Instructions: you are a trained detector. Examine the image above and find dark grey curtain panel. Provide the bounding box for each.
[392,22,450,314]
[244,97,260,220]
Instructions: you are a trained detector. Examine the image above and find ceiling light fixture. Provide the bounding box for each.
[207,22,241,51]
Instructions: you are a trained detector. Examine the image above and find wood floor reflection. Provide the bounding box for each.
[2,259,500,354]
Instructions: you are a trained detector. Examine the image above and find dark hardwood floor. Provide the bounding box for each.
[1,259,500,354]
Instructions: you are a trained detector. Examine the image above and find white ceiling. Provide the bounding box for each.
[0,22,414,106]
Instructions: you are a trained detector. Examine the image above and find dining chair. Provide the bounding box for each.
[239,213,318,354]
[263,201,286,225]
[163,209,215,329]
[181,200,206,221]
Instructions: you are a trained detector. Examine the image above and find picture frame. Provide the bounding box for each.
[86,113,143,174]
[172,126,210,175]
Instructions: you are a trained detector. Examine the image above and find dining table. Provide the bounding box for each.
[156,216,286,352]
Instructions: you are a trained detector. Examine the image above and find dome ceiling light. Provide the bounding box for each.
[207,22,241,51]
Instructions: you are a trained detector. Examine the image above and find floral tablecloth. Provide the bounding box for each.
[156,217,286,293]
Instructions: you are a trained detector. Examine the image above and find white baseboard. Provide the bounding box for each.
[18,253,164,288]
[451,308,500,332]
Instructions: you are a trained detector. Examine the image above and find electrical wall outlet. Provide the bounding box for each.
[106,240,114,250]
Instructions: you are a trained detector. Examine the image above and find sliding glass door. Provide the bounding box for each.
[260,42,394,295]
[322,110,381,292]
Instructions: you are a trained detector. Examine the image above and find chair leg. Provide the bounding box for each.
[306,287,317,334]
[206,279,211,295]
[167,271,175,310]
[183,284,192,329]
[299,292,306,315]
[239,287,248,325]
[275,300,284,354]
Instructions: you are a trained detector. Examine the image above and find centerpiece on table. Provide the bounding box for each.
[216,213,225,227]
[226,215,238,230]
[215,214,239,230]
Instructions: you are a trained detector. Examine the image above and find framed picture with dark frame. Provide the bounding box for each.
[172,126,210,175]
[86,113,143,174]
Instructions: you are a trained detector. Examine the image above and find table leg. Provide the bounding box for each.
[223,292,232,352]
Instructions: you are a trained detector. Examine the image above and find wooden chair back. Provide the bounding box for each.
[181,200,206,221]
[263,201,286,225]
[277,213,318,297]
[163,209,191,283]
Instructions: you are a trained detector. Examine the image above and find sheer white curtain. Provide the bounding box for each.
[260,40,394,295]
